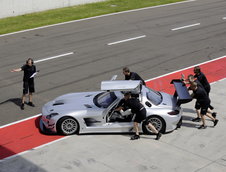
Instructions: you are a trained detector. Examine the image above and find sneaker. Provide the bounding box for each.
[20,103,24,110]
[130,134,140,140]
[212,112,217,118]
[155,132,162,140]
[28,102,35,107]
[192,117,201,122]
[198,125,207,129]
[213,119,219,127]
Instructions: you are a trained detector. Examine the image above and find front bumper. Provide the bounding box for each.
[39,117,57,134]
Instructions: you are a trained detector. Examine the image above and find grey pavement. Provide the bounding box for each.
[0,0,226,171]
[1,78,225,172]
[0,0,226,125]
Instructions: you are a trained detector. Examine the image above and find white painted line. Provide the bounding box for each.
[211,78,226,85]
[34,52,74,63]
[1,54,225,129]
[0,54,225,162]
[223,17,226,20]
[0,114,41,129]
[107,35,146,45]
[1,77,225,163]
[171,23,200,31]
[0,0,196,38]
[0,136,70,162]
[145,55,226,82]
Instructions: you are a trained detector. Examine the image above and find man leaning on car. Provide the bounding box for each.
[123,67,146,85]
[115,92,162,140]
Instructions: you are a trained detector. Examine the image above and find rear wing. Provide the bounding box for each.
[171,79,192,105]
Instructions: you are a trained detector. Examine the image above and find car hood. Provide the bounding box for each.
[43,91,101,114]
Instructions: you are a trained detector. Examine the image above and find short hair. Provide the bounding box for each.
[26,58,34,64]
[190,82,197,89]
[188,74,194,80]
[123,67,130,73]
[194,66,201,73]
[124,92,131,97]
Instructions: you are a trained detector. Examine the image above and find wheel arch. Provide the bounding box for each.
[142,114,166,134]
[56,116,80,135]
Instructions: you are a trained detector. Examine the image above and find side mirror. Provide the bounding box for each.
[145,101,152,107]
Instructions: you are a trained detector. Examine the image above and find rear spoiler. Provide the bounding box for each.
[171,79,192,106]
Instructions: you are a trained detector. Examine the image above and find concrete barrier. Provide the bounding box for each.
[0,0,106,19]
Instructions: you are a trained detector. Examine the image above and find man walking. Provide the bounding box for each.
[11,58,37,110]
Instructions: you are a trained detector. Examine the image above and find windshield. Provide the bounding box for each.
[94,92,117,108]
[146,87,162,105]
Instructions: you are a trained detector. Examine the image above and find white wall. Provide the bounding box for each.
[0,0,106,19]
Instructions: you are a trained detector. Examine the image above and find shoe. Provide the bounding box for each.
[192,117,201,122]
[20,103,24,110]
[198,125,207,129]
[130,134,140,140]
[209,105,214,110]
[213,119,219,127]
[155,132,162,140]
[28,102,35,107]
[212,112,217,118]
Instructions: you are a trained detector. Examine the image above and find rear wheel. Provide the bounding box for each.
[57,117,79,135]
[142,115,166,134]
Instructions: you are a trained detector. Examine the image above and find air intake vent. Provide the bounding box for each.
[84,104,92,108]
[53,100,64,106]
[85,94,92,97]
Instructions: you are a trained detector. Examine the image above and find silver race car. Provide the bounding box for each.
[40,76,191,135]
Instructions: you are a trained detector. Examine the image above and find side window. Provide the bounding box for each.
[146,88,162,105]
[94,92,117,108]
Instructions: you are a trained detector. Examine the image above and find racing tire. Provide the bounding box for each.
[142,115,166,135]
[57,117,79,135]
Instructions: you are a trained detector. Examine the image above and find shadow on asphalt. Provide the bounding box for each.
[182,108,196,114]
[181,122,198,129]
[0,146,47,172]
[182,115,194,121]
[0,98,21,107]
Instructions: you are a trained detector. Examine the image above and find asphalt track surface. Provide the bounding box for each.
[0,0,226,171]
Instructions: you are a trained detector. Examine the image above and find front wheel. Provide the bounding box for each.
[142,115,166,135]
[57,117,79,135]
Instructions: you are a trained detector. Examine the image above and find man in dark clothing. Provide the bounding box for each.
[123,67,146,85]
[194,66,214,112]
[194,66,211,94]
[115,92,162,140]
[11,58,37,110]
[190,82,218,129]
[187,74,216,122]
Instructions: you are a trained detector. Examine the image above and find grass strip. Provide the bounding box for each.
[0,0,185,35]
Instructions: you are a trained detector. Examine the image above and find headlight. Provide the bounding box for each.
[46,113,59,119]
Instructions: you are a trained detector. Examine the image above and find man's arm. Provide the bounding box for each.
[11,68,22,72]
[114,106,124,111]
